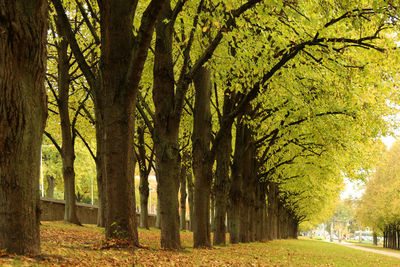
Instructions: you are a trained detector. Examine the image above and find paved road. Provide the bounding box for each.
[337,242,400,260]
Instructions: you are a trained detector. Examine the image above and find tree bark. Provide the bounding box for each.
[156,197,161,229]
[192,66,213,248]
[153,3,181,249]
[95,111,106,227]
[0,0,47,255]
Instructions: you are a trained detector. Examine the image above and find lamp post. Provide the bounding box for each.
[149,185,151,214]
[40,147,44,197]
[149,186,155,214]
[91,171,93,205]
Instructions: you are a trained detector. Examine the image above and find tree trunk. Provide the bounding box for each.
[98,1,139,243]
[0,0,47,255]
[210,190,215,233]
[156,198,161,229]
[248,179,257,242]
[373,231,378,246]
[187,170,195,231]
[95,111,106,227]
[153,3,181,249]
[229,120,245,244]
[213,130,231,245]
[255,182,266,241]
[55,32,80,225]
[192,66,213,248]
[46,175,56,198]
[180,160,188,230]
[139,170,149,229]
[238,125,253,243]
[213,90,235,246]
[383,227,387,248]
[288,215,299,239]
[102,101,138,241]
[267,182,279,240]
[137,125,149,229]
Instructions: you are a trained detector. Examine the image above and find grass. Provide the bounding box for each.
[0,221,399,266]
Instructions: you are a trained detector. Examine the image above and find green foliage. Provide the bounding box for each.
[210,0,400,226]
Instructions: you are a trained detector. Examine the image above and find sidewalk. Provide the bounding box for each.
[336,241,400,260]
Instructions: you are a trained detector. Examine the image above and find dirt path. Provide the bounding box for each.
[337,242,400,260]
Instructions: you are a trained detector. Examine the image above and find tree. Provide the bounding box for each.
[135,120,154,229]
[51,0,169,244]
[206,0,400,245]
[152,0,265,249]
[44,14,93,224]
[0,0,48,255]
[357,141,400,249]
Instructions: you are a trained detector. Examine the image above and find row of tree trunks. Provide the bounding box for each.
[0,0,48,255]
[0,0,305,253]
[223,118,300,245]
[383,224,400,249]
[266,182,299,240]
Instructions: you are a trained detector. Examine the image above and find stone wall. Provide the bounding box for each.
[40,197,98,224]
[40,198,160,227]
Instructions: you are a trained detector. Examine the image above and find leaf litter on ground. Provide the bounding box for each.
[1,221,400,266]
